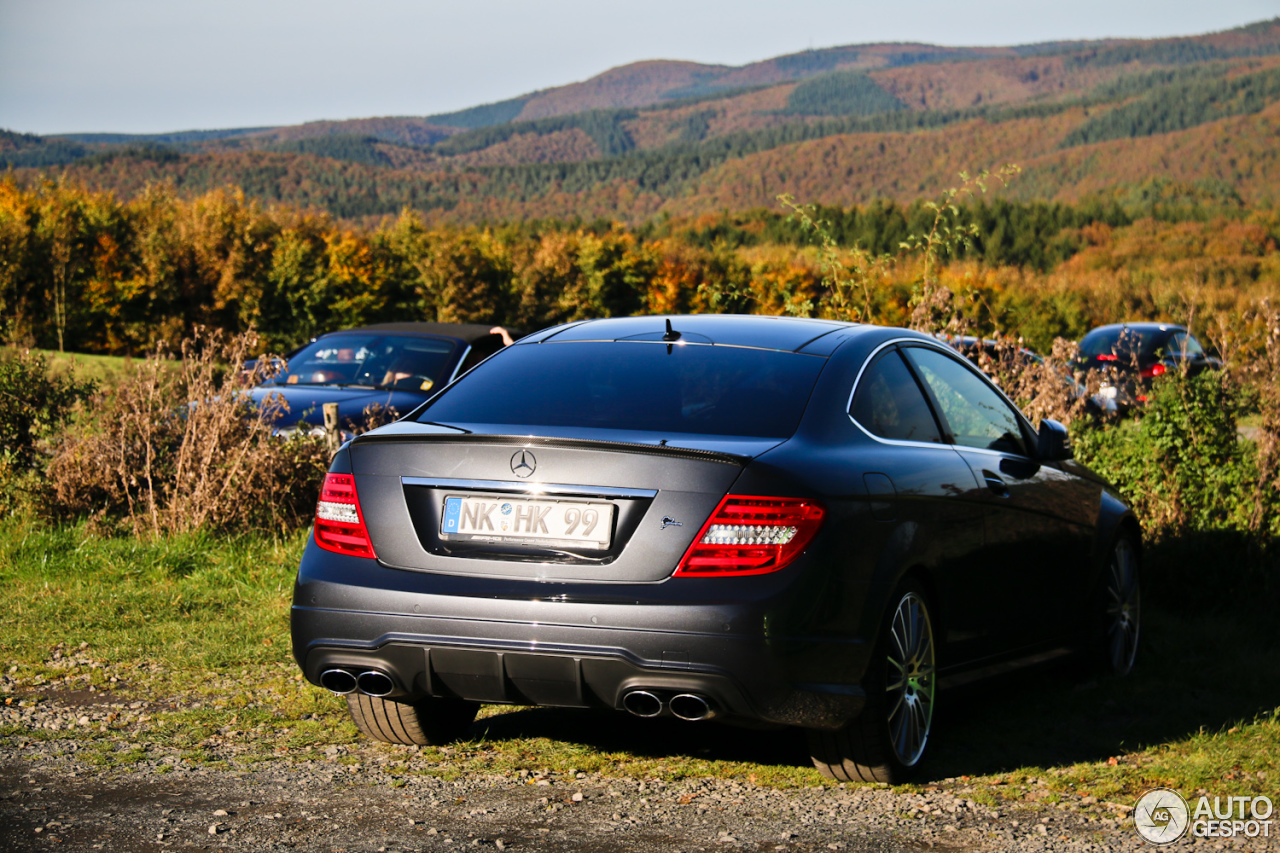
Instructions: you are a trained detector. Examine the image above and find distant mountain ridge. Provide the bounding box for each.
[6,17,1280,223]
[383,41,1102,131]
[18,36,1144,147]
[19,19,1279,146]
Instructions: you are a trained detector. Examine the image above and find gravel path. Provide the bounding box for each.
[0,688,1258,852]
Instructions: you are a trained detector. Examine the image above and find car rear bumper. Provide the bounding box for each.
[291,536,869,729]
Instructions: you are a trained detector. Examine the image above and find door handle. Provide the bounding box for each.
[982,470,1009,497]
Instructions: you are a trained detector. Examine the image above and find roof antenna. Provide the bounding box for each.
[663,318,682,342]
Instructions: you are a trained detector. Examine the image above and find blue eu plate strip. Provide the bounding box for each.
[443,497,461,532]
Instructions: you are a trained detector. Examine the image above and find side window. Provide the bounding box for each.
[850,349,943,443]
[1183,333,1206,358]
[1162,332,1187,359]
[903,346,1030,456]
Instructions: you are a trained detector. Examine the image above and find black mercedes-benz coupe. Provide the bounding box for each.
[291,314,1141,782]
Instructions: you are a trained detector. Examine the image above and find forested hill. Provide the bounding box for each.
[6,17,1280,223]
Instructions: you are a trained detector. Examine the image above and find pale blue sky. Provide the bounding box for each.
[1,0,1278,135]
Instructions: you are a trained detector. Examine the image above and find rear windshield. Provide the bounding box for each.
[1078,328,1157,359]
[417,341,826,438]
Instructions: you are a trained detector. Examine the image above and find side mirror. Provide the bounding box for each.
[1038,418,1073,461]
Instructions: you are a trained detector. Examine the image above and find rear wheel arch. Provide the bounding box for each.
[809,573,938,783]
[859,562,944,661]
[1117,516,1143,558]
[903,566,944,655]
[1090,519,1142,677]
[1088,486,1140,575]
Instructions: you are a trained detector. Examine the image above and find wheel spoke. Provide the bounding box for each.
[888,689,905,721]
[896,705,913,758]
[897,604,914,660]
[890,613,908,661]
[908,601,924,658]
[891,703,909,755]
[910,701,927,759]
[912,699,927,746]
[887,657,906,692]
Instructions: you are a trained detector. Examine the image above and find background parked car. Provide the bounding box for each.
[291,315,1141,784]
[1074,323,1221,411]
[248,322,517,435]
[941,334,1089,403]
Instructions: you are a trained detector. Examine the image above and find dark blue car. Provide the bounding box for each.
[249,323,514,435]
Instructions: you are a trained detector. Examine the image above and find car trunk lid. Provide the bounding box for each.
[347,423,776,583]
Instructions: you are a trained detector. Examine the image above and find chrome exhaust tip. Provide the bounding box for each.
[320,669,358,695]
[621,690,664,718]
[669,693,716,721]
[356,670,396,698]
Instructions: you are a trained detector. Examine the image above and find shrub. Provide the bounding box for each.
[1075,371,1254,531]
[45,329,329,535]
[1072,365,1277,606]
[1238,302,1280,534]
[0,349,95,510]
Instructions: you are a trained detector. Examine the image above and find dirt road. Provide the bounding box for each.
[0,734,1160,853]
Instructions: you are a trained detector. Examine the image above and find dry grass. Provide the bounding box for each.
[44,329,330,536]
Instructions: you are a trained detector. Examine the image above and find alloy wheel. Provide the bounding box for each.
[885,591,935,767]
[1106,538,1141,676]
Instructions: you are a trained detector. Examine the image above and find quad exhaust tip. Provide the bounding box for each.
[621,690,664,718]
[622,690,716,721]
[356,670,396,698]
[320,669,358,695]
[669,693,716,722]
[320,668,396,697]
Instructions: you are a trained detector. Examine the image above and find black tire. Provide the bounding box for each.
[1094,531,1141,677]
[345,694,479,746]
[808,579,936,784]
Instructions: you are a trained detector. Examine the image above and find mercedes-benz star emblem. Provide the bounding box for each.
[510,449,537,478]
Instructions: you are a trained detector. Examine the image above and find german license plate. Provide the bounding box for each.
[440,495,614,550]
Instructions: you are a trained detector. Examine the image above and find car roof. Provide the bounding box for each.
[1083,322,1187,337]
[527,314,872,353]
[320,322,510,344]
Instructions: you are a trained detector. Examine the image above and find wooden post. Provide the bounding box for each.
[322,403,340,453]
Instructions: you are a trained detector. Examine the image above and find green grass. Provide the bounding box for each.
[0,517,301,680]
[1,517,1276,801]
[3,347,140,390]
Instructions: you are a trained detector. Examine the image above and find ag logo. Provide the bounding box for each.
[510,449,536,478]
[1134,788,1190,844]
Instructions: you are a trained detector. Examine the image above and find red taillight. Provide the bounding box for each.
[314,473,377,559]
[674,496,825,578]
[1096,354,1119,362]
[1139,363,1167,379]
